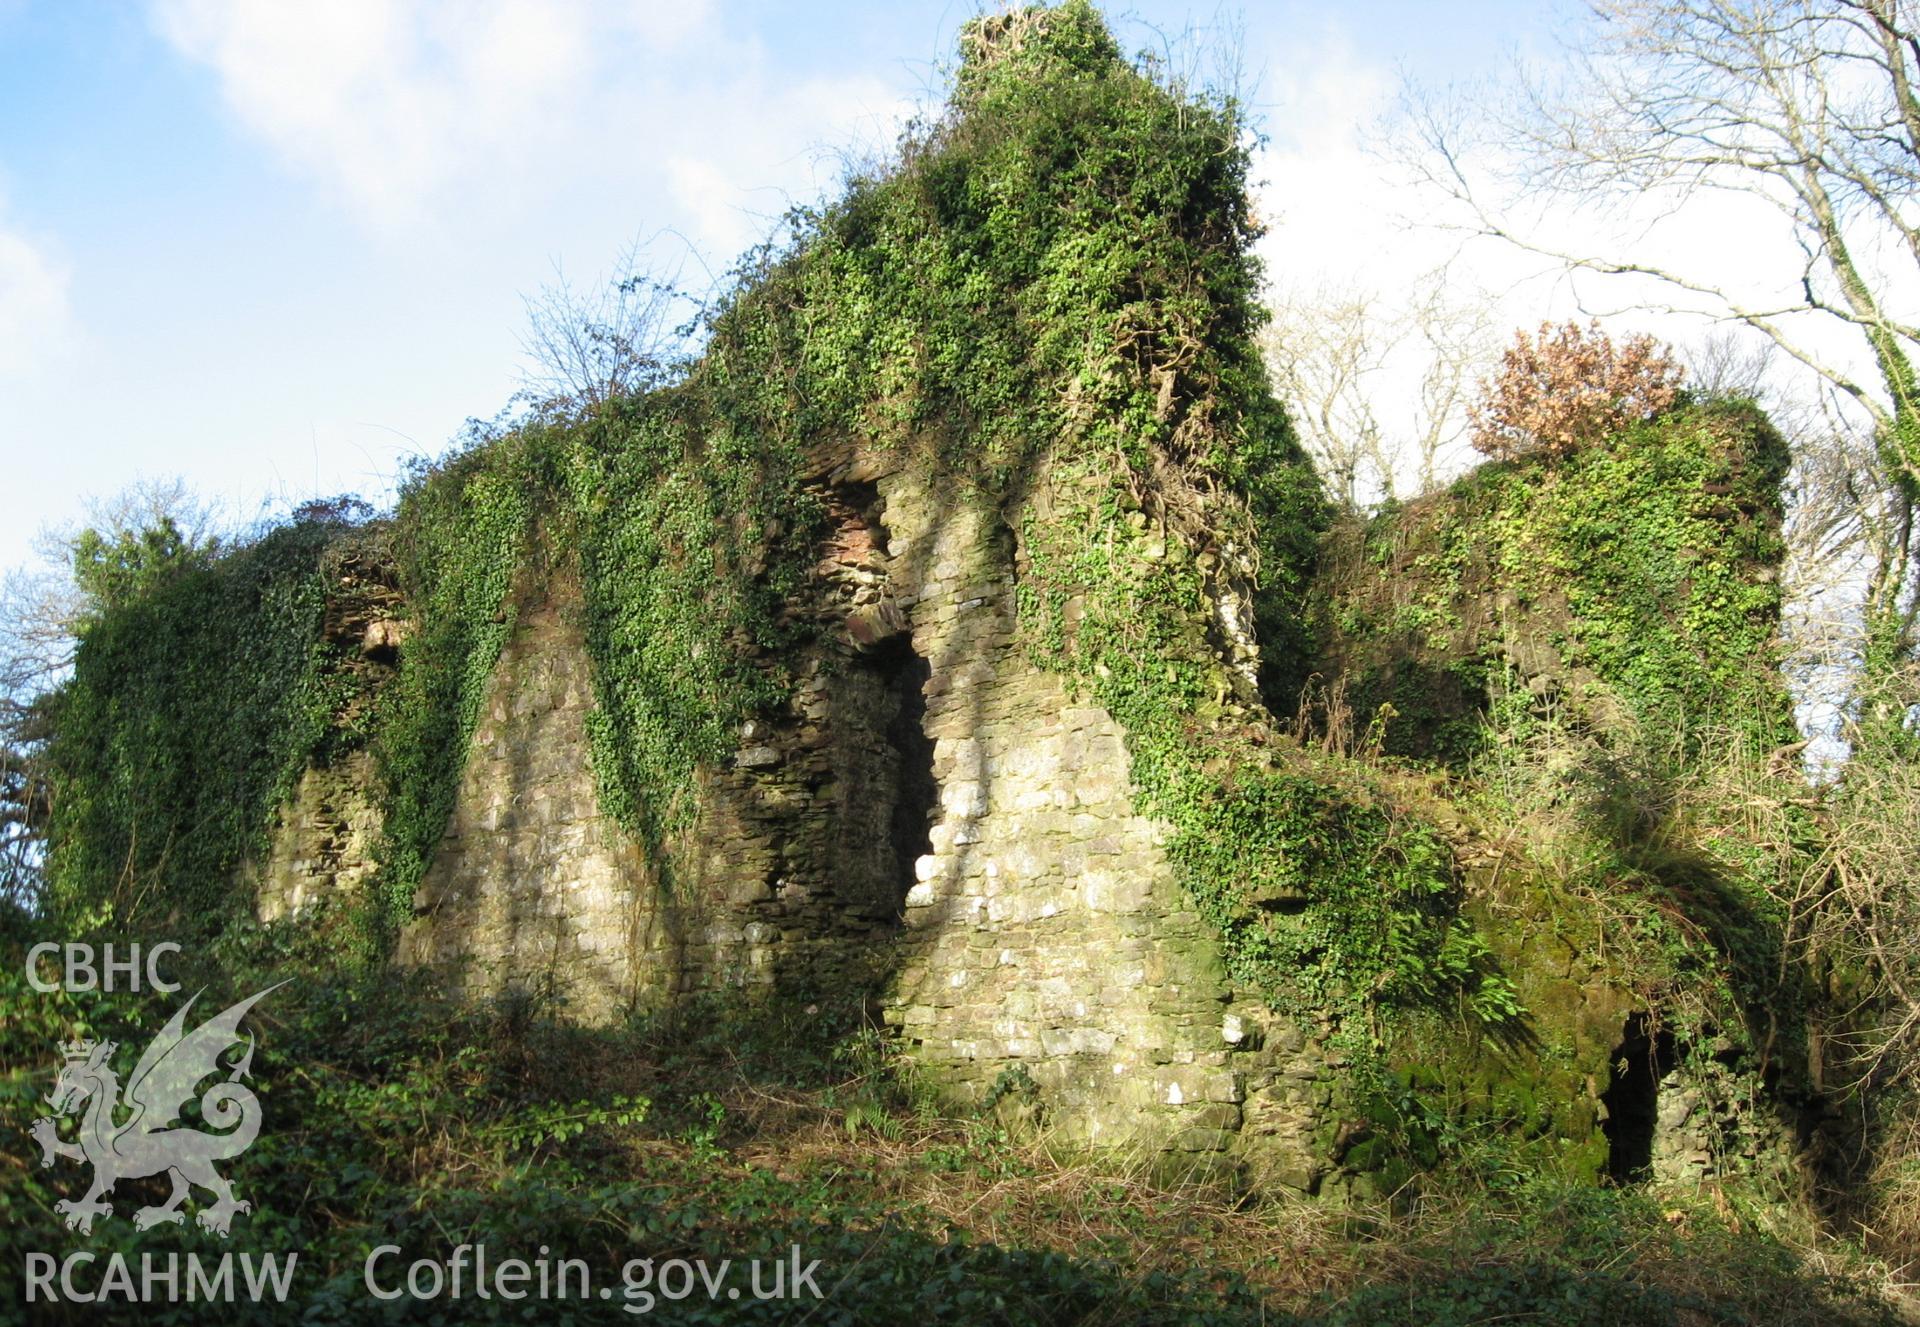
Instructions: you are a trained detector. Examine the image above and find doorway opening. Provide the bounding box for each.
[1601,1011,1678,1183]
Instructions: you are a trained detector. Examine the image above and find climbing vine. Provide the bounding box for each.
[1314,398,1794,765]
[367,429,551,938]
[45,518,342,928]
[1016,455,1512,1038]
[39,1,1504,1040]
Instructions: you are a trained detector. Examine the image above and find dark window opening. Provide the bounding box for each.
[1601,1011,1678,1183]
[861,633,934,919]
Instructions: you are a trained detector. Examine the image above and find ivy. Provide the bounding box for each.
[1314,398,1794,766]
[43,2,1496,1044]
[45,518,343,928]
[367,430,552,939]
[1016,457,1513,1042]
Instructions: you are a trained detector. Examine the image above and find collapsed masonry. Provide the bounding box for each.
[238,2,1803,1201]
[27,2,1802,1205]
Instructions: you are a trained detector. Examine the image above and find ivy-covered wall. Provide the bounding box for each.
[39,2,1809,1195]
[45,517,361,930]
[1301,398,1808,1196]
[1309,399,1794,765]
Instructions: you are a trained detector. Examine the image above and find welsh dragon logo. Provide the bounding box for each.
[29,983,284,1237]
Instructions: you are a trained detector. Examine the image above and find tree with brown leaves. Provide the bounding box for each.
[1470,320,1683,462]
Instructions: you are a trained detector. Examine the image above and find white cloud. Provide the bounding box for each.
[664,155,753,258]
[657,72,911,261]
[0,210,73,382]
[148,0,712,226]
[1246,28,1911,503]
[146,0,911,264]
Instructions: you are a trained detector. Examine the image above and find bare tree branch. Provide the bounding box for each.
[518,235,698,418]
[1262,269,1497,505]
[1400,0,1919,660]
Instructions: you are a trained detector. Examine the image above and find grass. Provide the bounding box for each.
[499,989,1917,1326]
[2,914,1913,1326]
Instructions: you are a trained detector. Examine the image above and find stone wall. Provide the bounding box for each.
[371,438,1320,1170]
[252,539,397,924]
[1650,1032,1802,1191]
[255,753,383,923]
[867,459,1254,1156]
[255,430,1796,1196]
[397,578,650,1021]
[247,430,1808,1208]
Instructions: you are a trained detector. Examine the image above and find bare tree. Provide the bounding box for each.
[1406,277,1501,494]
[1263,269,1496,506]
[1404,0,1920,666]
[0,561,76,913]
[518,237,696,418]
[1687,327,1781,400]
[1263,285,1388,507]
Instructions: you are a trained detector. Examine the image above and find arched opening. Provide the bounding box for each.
[824,625,936,927]
[1601,1011,1677,1183]
[870,633,934,917]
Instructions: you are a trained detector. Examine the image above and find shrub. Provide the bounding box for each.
[1471,320,1682,461]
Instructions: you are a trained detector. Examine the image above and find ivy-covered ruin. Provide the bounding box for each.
[36,0,1818,1204]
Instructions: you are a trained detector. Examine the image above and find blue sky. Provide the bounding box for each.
[0,0,1563,575]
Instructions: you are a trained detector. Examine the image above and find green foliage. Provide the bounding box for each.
[348,0,1337,907]
[367,429,550,937]
[365,344,826,902]
[10,6,1905,1318]
[0,918,1892,1327]
[1300,1177,1897,1327]
[44,517,341,927]
[740,0,1480,1039]
[1015,451,1512,1042]
[69,515,217,615]
[1316,399,1792,764]
[742,0,1325,655]
[0,922,1293,1327]
[93,0,1332,941]
[1296,399,1810,1188]
[36,0,1458,1058]
[567,389,821,856]
[1152,760,1492,1023]
[1513,402,1791,736]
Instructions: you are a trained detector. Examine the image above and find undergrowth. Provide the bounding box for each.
[21,3,1895,1305]
[0,912,1902,1326]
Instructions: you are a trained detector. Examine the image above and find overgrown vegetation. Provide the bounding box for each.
[1283,386,1853,1215]
[41,513,349,929]
[7,0,1915,1319]
[1313,397,1792,763]
[0,914,1901,1326]
[40,0,1487,1043]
